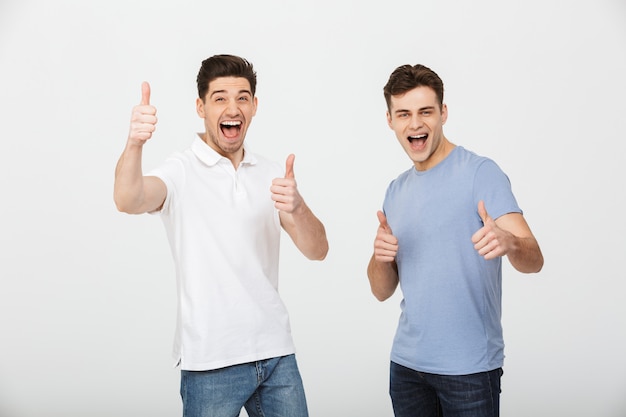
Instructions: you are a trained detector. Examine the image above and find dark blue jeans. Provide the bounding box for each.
[390,361,502,417]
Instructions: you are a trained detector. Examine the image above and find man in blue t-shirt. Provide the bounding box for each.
[367,64,544,417]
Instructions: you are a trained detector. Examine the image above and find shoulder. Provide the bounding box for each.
[455,146,492,165]
[453,147,505,175]
[148,150,188,177]
[246,150,283,176]
[388,166,414,187]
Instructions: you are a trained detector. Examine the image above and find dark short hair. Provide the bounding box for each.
[196,54,257,100]
[383,64,444,111]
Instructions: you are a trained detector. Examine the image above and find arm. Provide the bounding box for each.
[367,210,400,301]
[471,200,544,273]
[114,82,167,214]
[271,154,328,260]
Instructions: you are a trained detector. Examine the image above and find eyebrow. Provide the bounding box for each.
[394,106,435,114]
[209,89,253,98]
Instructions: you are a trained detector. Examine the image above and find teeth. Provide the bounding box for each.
[221,121,241,126]
[409,134,427,139]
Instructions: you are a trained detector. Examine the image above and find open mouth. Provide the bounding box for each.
[220,121,242,139]
[408,134,428,147]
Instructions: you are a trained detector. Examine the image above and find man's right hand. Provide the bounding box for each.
[128,81,157,146]
[368,210,400,301]
[373,210,398,263]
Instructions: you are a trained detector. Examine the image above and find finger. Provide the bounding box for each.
[377,210,391,233]
[471,228,484,244]
[285,154,295,179]
[477,200,489,224]
[141,81,151,105]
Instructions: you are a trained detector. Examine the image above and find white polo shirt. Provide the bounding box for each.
[148,135,295,371]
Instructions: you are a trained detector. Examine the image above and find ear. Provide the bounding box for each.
[386,110,393,129]
[196,97,205,118]
[252,96,258,117]
[441,103,448,125]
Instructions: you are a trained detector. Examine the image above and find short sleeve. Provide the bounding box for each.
[146,155,185,216]
[473,159,522,220]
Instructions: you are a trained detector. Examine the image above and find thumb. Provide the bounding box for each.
[141,81,151,105]
[377,210,392,233]
[285,154,295,179]
[477,200,489,224]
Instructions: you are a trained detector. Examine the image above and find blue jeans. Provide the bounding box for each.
[390,361,502,417]
[180,354,308,417]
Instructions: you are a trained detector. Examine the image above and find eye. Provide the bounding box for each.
[238,96,249,102]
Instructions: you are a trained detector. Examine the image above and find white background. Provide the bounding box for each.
[1,1,625,416]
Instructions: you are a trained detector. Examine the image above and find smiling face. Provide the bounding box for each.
[196,76,258,165]
[387,85,451,171]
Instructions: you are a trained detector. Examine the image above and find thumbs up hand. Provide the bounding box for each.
[128,81,158,146]
[271,154,303,214]
[471,200,511,260]
[373,210,398,263]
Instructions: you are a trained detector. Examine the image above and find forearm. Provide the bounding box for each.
[367,255,399,301]
[289,203,328,261]
[507,236,544,273]
[114,144,147,214]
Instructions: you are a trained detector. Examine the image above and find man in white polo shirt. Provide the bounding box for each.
[114,54,328,417]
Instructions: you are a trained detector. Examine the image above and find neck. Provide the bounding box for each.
[415,137,456,171]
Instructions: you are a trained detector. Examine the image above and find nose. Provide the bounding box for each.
[409,114,423,129]
[225,99,241,116]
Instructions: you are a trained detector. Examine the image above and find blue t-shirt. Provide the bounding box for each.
[383,146,521,375]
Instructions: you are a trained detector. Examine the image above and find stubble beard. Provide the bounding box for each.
[206,129,243,156]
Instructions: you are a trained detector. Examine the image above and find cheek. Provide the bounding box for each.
[388,118,401,130]
[205,110,220,124]
[244,105,257,119]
